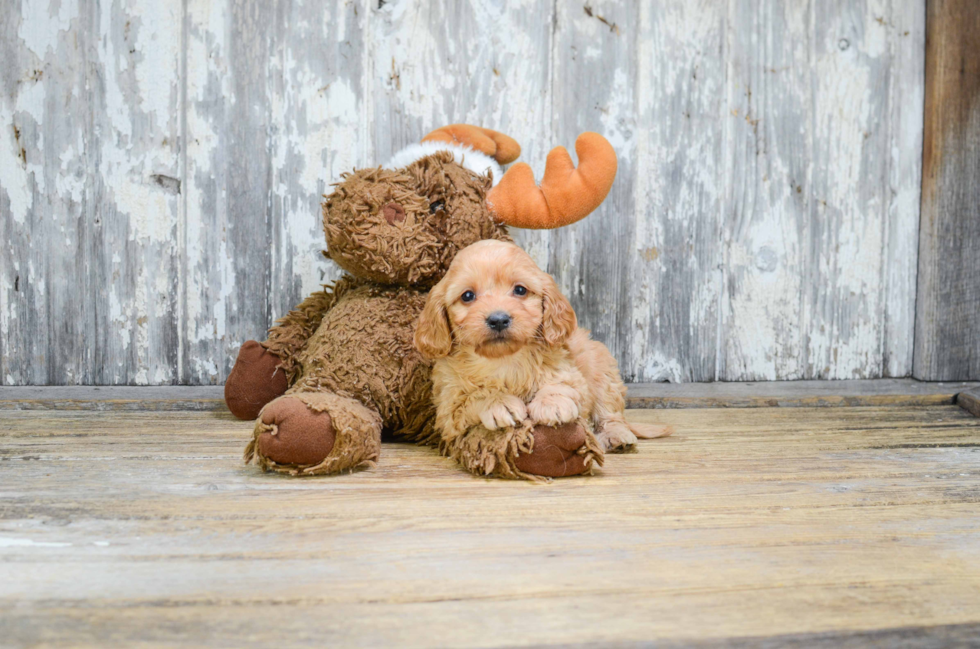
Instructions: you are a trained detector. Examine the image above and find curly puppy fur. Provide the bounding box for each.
[241,153,510,475]
[416,240,671,468]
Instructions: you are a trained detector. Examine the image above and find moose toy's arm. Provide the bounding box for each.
[225,277,359,420]
[263,280,352,381]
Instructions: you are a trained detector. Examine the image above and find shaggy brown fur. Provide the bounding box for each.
[232,152,512,476]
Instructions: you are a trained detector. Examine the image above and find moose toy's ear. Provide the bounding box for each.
[486,132,617,230]
[422,125,521,165]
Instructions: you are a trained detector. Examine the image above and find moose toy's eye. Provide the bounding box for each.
[429,199,446,214]
[513,285,528,296]
[461,290,476,303]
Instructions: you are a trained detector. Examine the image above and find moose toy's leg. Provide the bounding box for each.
[445,419,603,482]
[227,287,342,420]
[244,390,382,476]
[224,341,289,420]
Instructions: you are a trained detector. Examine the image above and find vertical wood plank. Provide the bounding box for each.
[0,0,182,385]
[629,0,727,382]
[805,0,898,379]
[182,0,279,383]
[720,0,922,381]
[181,0,231,383]
[882,0,925,377]
[720,0,811,380]
[219,0,276,376]
[94,0,183,384]
[0,0,49,385]
[1,0,97,385]
[913,0,980,380]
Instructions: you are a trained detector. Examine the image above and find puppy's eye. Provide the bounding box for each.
[460,290,476,303]
[513,285,528,296]
[429,199,446,214]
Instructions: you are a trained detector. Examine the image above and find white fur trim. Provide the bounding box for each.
[384,141,504,186]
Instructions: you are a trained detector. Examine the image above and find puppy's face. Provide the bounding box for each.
[442,244,544,359]
[415,240,577,359]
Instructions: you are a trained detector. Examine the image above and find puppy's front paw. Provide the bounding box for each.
[479,396,528,430]
[597,421,638,453]
[527,392,580,426]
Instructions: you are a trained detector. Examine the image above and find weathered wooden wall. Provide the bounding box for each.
[0,0,925,386]
[913,0,980,381]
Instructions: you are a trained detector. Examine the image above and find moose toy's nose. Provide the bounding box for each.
[383,202,406,224]
[486,311,512,332]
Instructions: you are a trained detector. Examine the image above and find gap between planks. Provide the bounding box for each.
[1,379,980,412]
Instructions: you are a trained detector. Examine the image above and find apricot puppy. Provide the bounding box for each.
[415,240,670,466]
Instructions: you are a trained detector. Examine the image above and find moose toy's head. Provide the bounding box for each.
[322,124,618,287]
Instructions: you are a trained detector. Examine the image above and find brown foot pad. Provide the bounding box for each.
[256,397,336,466]
[515,422,592,478]
[224,341,289,420]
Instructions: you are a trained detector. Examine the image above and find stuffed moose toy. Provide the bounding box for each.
[224,124,617,479]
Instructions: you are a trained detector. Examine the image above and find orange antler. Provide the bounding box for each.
[421,124,521,165]
[485,132,617,229]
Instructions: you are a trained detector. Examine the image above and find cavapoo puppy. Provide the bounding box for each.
[414,239,671,466]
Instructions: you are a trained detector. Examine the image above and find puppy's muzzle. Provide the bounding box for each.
[485,311,512,333]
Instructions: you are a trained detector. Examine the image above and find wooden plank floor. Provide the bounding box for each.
[3,379,980,411]
[2,405,980,647]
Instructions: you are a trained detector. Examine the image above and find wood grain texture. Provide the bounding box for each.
[180,0,369,384]
[5,381,980,411]
[913,0,980,381]
[2,405,980,646]
[721,0,924,381]
[534,625,980,649]
[958,389,980,418]
[625,378,980,409]
[181,0,277,385]
[0,0,183,385]
[1,0,926,385]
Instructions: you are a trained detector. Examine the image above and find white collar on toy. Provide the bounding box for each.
[385,141,504,186]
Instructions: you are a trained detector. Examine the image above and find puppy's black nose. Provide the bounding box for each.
[486,311,512,332]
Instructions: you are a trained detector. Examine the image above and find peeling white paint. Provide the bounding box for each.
[114,179,175,243]
[15,74,46,124]
[598,68,635,154]
[0,104,33,225]
[1,0,926,385]
[98,0,133,142]
[18,0,79,58]
[637,351,685,383]
[132,3,181,129]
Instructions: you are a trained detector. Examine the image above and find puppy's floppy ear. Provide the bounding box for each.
[540,274,577,347]
[415,281,453,358]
